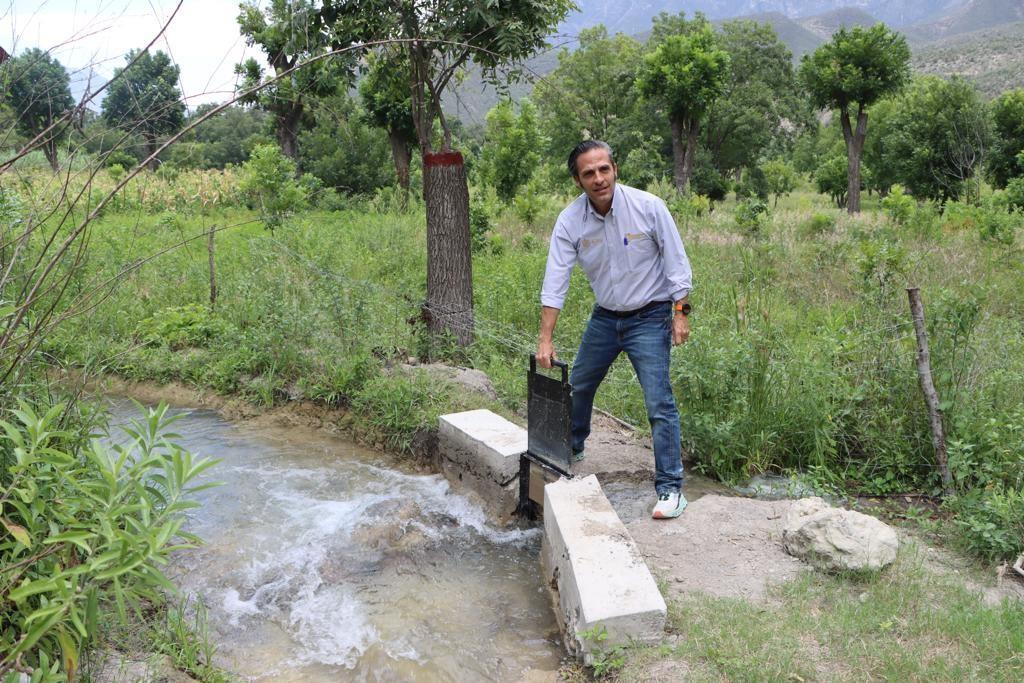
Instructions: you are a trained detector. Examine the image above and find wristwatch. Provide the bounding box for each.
[674,301,691,316]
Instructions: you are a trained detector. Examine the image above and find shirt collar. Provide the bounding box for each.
[584,184,618,221]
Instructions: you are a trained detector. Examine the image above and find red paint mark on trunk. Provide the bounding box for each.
[423,151,464,167]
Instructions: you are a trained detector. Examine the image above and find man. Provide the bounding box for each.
[536,140,692,519]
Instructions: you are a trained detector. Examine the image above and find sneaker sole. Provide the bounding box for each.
[652,500,687,519]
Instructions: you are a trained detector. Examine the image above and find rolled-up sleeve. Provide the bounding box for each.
[653,199,692,301]
[540,221,577,309]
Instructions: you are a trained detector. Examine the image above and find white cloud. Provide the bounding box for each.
[4,0,269,108]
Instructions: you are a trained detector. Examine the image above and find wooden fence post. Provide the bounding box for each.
[906,287,953,494]
[208,223,217,310]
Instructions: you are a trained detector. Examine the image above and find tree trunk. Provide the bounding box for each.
[670,116,686,193]
[389,128,411,194]
[423,151,474,347]
[43,138,59,172]
[907,287,953,494]
[144,138,159,172]
[682,119,699,195]
[276,105,303,170]
[841,107,869,215]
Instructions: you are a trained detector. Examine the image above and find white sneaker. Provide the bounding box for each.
[652,491,687,519]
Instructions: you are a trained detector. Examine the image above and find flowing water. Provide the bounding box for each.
[104,400,562,681]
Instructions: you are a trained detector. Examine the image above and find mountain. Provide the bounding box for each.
[560,1,970,37]
[905,0,1024,43]
[797,7,880,39]
[912,20,1024,97]
[726,12,824,58]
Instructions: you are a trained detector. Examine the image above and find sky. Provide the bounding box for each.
[3,0,267,110]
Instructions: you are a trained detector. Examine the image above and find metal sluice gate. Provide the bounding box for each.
[518,354,574,518]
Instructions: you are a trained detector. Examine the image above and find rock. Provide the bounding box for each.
[403,363,500,401]
[782,497,899,571]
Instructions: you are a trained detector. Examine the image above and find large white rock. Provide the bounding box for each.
[782,497,899,571]
[541,475,667,660]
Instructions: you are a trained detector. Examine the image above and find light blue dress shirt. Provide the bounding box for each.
[540,183,693,312]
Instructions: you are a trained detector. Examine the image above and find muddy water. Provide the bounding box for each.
[104,400,561,681]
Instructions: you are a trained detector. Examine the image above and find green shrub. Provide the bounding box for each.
[239,144,307,231]
[351,372,452,453]
[735,166,769,202]
[906,199,941,239]
[103,150,137,169]
[1006,176,1024,210]
[299,352,379,407]
[815,155,851,208]
[881,184,915,226]
[0,402,217,677]
[734,200,769,237]
[470,200,492,254]
[690,166,729,203]
[136,304,231,350]
[512,177,546,225]
[948,486,1024,562]
[801,212,836,237]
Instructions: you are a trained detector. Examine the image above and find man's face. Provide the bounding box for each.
[573,148,617,210]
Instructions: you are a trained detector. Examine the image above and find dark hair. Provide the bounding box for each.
[567,140,614,177]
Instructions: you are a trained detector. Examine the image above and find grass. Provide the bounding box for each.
[617,542,1024,681]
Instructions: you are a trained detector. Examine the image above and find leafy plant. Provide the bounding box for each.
[734,200,769,237]
[948,486,1024,561]
[578,625,627,679]
[801,212,836,237]
[239,144,307,231]
[881,184,915,226]
[137,304,231,350]
[0,402,219,679]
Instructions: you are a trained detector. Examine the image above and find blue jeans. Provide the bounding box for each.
[569,302,683,494]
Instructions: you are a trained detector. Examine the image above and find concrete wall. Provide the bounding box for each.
[438,409,526,524]
[541,475,666,660]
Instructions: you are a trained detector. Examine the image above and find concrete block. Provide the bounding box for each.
[438,455,519,524]
[438,410,528,525]
[438,409,526,486]
[541,475,666,659]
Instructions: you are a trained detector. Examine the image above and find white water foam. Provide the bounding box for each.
[188,454,546,673]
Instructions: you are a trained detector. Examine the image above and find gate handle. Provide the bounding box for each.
[530,353,568,383]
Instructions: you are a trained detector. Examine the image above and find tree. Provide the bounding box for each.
[799,24,910,214]
[885,76,991,203]
[103,50,185,171]
[3,48,73,171]
[703,20,806,178]
[359,51,417,194]
[167,104,271,169]
[861,97,901,196]
[988,89,1024,189]
[637,15,730,192]
[236,0,351,166]
[479,99,543,203]
[816,154,854,208]
[762,159,797,206]
[532,26,645,159]
[323,0,574,347]
[299,93,395,195]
